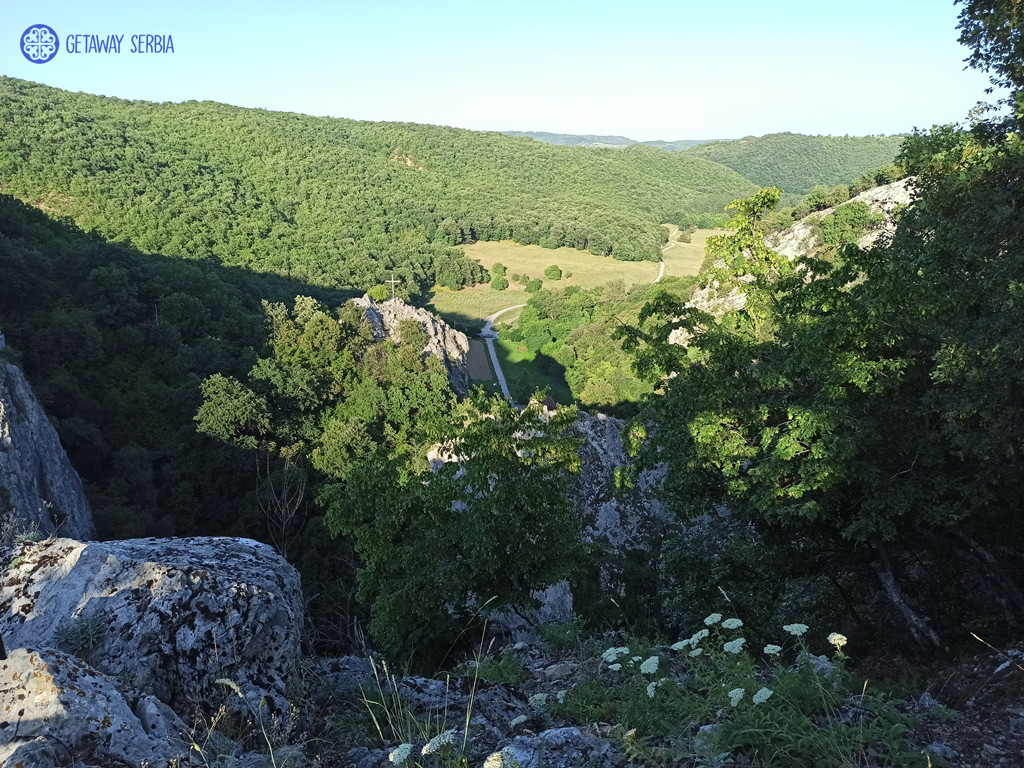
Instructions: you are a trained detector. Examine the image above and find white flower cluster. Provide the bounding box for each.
[601,646,630,664]
[421,728,456,755]
[723,637,746,654]
[763,644,782,655]
[827,632,848,649]
[389,743,413,765]
[721,617,743,630]
[753,687,774,704]
[528,692,548,710]
[639,655,660,675]
[704,612,723,626]
[646,677,669,698]
[728,687,745,706]
[483,746,520,768]
[783,623,809,637]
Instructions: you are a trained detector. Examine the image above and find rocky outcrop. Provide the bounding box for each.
[0,536,303,718]
[352,295,470,395]
[0,647,192,767]
[0,341,94,540]
[769,177,915,260]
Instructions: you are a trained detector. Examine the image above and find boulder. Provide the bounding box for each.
[0,647,191,767]
[0,357,94,540]
[352,295,470,395]
[0,536,303,718]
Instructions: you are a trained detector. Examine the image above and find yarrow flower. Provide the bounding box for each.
[704,612,723,626]
[647,678,669,698]
[601,646,630,663]
[421,729,456,755]
[389,743,414,765]
[763,644,782,655]
[639,655,660,675]
[671,639,691,651]
[721,618,743,630]
[827,632,848,649]
[690,628,710,645]
[728,687,745,707]
[723,637,747,654]
[509,714,527,727]
[752,687,774,704]
[608,663,622,671]
[528,693,548,709]
[783,623,809,637]
[689,647,704,657]
[483,746,519,768]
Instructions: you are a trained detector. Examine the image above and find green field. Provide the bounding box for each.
[662,228,730,277]
[429,240,661,330]
[494,338,574,405]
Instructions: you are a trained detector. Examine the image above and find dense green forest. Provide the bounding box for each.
[0,77,758,285]
[687,132,906,194]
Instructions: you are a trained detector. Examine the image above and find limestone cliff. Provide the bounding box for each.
[352,294,471,395]
[0,333,94,540]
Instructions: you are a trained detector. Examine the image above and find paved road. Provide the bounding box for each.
[480,304,527,405]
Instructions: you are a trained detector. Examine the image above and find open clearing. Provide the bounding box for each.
[494,338,574,405]
[661,228,730,278]
[429,240,660,330]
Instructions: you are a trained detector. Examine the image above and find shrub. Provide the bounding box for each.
[544,265,562,280]
[491,276,509,291]
[525,279,542,293]
[367,284,388,301]
[491,262,507,278]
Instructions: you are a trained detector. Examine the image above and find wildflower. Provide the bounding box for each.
[671,639,691,651]
[690,628,710,645]
[783,623,809,637]
[483,746,520,768]
[556,689,567,704]
[639,655,660,675]
[421,729,456,755]
[723,637,746,654]
[389,743,414,765]
[688,647,704,657]
[608,663,622,671]
[704,612,723,626]
[646,680,658,698]
[763,644,782,655]
[509,714,527,727]
[752,687,774,704]
[721,618,743,630]
[528,693,548,709]
[728,687,745,706]
[827,632,848,650]
[601,646,630,663]
[630,656,642,663]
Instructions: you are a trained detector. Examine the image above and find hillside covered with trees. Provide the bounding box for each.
[0,77,760,288]
[687,132,906,194]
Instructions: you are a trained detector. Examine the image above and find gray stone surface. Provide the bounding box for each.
[0,647,191,767]
[0,536,303,718]
[352,294,470,395]
[0,359,94,540]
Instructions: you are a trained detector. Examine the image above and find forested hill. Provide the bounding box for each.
[504,131,716,151]
[686,132,906,194]
[0,78,757,294]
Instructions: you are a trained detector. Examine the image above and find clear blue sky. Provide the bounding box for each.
[1,0,994,140]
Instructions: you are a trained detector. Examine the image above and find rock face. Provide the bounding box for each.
[352,294,470,395]
[0,536,303,718]
[0,647,192,768]
[0,347,94,540]
[769,177,915,260]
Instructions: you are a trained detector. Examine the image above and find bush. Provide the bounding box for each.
[491,276,509,291]
[491,262,507,278]
[367,284,388,301]
[544,265,562,280]
[525,279,543,293]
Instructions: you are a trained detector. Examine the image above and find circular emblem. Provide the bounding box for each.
[21,24,60,63]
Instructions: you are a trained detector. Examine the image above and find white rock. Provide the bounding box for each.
[0,536,303,717]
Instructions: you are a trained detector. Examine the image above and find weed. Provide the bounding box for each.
[54,611,107,660]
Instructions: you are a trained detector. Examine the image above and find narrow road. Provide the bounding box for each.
[656,224,678,282]
[480,304,527,406]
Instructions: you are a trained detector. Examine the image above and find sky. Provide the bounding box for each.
[1,0,996,140]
